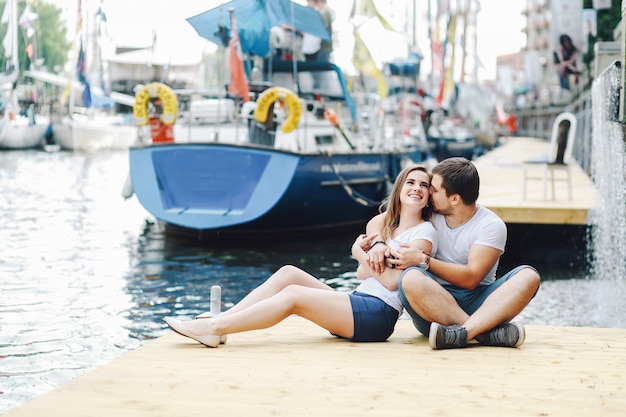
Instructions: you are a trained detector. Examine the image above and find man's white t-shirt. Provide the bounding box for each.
[430,205,507,286]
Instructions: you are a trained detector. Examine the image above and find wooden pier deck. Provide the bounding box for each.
[475,137,599,225]
[4,138,611,416]
[5,317,625,417]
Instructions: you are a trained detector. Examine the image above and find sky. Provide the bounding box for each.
[55,0,527,81]
[473,0,527,80]
[330,0,527,81]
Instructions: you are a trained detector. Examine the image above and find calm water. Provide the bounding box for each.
[0,148,617,413]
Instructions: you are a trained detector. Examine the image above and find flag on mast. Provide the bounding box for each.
[441,12,457,104]
[76,40,92,107]
[350,0,396,32]
[352,30,387,99]
[61,0,84,106]
[227,10,250,102]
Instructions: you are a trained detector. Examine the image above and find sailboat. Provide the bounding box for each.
[0,0,48,150]
[421,0,494,161]
[348,1,434,165]
[125,1,425,239]
[33,0,136,152]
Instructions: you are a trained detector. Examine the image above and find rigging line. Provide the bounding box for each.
[289,1,299,93]
[321,151,386,208]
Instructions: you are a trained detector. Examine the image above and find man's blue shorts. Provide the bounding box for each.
[398,265,539,336]
[334,291,399,342]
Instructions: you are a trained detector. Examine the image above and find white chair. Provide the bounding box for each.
[522,112,577,201]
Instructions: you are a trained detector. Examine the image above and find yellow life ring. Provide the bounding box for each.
[133,82,178,126]
[253,87,301,133]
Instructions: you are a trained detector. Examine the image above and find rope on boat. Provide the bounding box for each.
[322,151,387,208]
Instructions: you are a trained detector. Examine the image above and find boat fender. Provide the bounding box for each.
[121,172,133,199]
[240,101,257,119]
[133,82,178,126]
[253,87,301,133]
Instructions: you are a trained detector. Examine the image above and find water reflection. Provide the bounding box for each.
[126,221,361,339]
[0,147,365,412]
[0,150,146,412]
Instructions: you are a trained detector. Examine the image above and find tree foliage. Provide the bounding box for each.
[582,0,623,68]
[0,1,70,79]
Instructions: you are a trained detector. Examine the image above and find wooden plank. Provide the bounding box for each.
[475,137,599,225]
[489,206,589,225]
[5,317,625,417]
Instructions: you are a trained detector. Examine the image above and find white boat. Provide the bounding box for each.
[26,0,137,152]
[0,0,48,150]
[51,112,137,152]
[26,68,138,152]
[0,107,48,149]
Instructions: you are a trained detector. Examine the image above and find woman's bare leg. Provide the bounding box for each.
[175,284,355,339]
[219,265,333,316]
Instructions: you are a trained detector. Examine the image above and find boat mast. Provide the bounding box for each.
[471,0,478,85]
[412,0,417,48]
[4,0,20,112]
[459,0,468,84]
[68,0,84,116]
[10,0,17,77]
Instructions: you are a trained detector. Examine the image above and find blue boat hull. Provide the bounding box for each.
[426,135,483,161]
[129,143,407,238]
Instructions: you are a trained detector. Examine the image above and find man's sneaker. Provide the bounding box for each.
[475,322,525,348]
[429,322,468,349]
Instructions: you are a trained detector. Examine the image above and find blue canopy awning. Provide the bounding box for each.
[186,0,330,57]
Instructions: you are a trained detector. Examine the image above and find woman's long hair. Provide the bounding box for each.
[559,34,576,52]
[379,165,432,241]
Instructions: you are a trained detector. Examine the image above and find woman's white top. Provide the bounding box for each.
[354,221,438,313]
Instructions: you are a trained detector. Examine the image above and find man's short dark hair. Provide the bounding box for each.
[432,157,479,204]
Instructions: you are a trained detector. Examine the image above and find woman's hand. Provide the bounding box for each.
[353,233,382,280]
[364,240,389,275]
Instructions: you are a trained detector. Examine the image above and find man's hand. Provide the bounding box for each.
[353,232,379,252]
[388,243,426,270]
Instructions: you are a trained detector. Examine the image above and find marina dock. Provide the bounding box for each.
[5,317,625,416]
[474,137,598,225]
[4,137,611,416]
